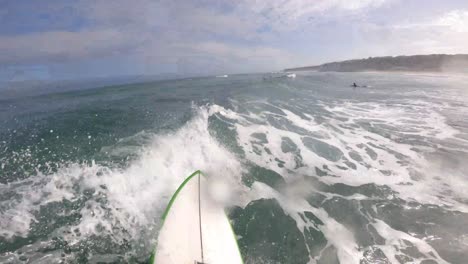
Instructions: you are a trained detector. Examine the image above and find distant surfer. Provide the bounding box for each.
[351,82,370,88]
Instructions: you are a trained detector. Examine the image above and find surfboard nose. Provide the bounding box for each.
[153,171,243,264]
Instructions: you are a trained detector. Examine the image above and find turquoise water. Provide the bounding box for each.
[1,72,468,263]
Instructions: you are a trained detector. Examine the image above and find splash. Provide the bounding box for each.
[0,105,243,262]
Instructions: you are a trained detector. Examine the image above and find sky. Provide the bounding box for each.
[0,0,468,81]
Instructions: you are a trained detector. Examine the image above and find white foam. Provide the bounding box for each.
[212,97,468,262]
[220,98,468,211]
[239,182,361,264]
[2,95,467,262]
[372,219,449,264]
[0,106,243,253]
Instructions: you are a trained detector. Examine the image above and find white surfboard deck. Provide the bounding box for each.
[153,171,243,264]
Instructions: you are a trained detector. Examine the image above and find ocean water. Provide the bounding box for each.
[1,72,468,264]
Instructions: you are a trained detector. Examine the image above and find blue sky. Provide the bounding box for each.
[1,0,468,81]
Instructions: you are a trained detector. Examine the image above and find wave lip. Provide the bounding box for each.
[0,105,243,262]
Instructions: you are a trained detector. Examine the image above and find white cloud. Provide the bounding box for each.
[0,0,295,72]
[0,30,139,63]
[135,39,301,74]
[354,9,468,57]
[248,0,388,15]
[1,0,466,76]
[240,0,390,29]
[393,9,468,33]
[437,10,468,33]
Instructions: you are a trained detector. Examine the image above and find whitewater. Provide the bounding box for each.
[1,72,468,263]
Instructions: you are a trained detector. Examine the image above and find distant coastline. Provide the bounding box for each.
[285,54,468,73]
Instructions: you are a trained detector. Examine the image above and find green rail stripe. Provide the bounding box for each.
[161,170,201,220]
[227,212,245,264]
[150,170,201,264]
[150,170,244,264]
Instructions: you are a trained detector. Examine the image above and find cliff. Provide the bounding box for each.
[285,54,468,73]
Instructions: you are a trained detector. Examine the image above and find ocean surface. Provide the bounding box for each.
[1,72,468,264]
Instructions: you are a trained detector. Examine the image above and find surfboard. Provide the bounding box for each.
[151,170,243,264]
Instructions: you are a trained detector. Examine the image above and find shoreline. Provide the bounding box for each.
[285,70,468,78]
